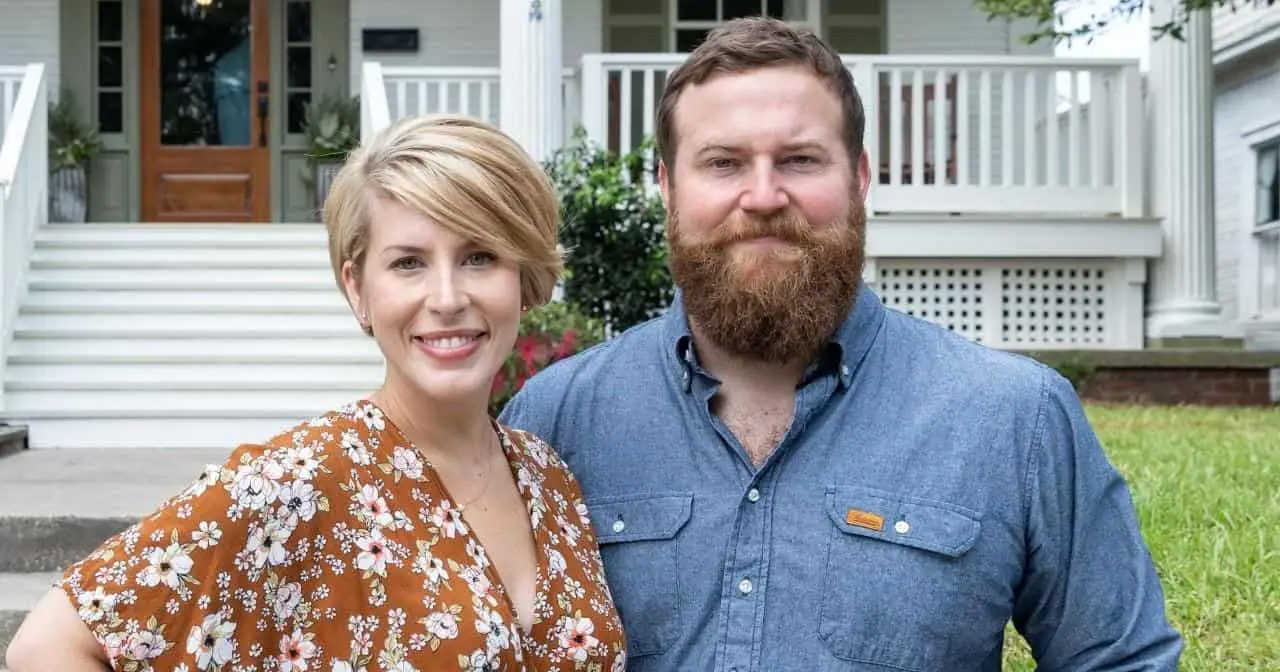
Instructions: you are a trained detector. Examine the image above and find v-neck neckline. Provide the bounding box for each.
[365,399,550,642]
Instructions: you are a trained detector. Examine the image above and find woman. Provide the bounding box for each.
[5,115,627,671]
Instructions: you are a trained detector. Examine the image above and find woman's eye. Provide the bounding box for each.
[464,251,496,266]
[391,256,423,270]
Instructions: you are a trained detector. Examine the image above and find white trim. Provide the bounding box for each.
[865,216,1163,258]
[1213,23,1280,67]
[1239,116,1280,322]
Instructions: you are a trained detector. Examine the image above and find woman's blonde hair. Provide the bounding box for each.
[323,114,563,332]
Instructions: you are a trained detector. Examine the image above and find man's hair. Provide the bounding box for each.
[655,16,866,177]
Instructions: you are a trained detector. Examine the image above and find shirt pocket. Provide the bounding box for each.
[587,491,693,658]
[817,484,983,671]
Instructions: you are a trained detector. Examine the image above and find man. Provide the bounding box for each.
[501,16,1182,671]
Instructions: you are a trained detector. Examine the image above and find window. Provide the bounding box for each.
[96,0,124,134]
[671,0,817,52]
[1257,140,1279,229]
[285,0,313,134]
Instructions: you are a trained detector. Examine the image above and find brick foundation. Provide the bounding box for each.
[1075,367,1276,406]
[1018,350,1280,407]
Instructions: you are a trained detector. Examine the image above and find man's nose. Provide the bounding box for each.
[739,160,790,214]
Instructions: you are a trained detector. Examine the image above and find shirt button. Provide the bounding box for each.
[894,520,911,534]
[746,488,760,503]
[612,520,626,534]
[738,578,753,595]
[841,364,851,377]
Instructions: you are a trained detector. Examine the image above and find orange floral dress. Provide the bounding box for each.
[58,400,627,672]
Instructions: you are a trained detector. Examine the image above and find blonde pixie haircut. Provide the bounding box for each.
[323,114,563,333]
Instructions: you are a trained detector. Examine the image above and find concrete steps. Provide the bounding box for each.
[1,223,384,449]
[0,446,226,655]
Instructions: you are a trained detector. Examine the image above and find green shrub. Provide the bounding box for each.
[543,128,674,334]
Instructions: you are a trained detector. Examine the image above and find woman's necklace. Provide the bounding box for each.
[456,430,499,511]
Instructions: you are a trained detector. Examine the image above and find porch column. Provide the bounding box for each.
[499,0,562,162]
[1145,1,1224,339]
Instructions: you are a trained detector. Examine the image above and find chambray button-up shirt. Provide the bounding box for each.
[500,285,1182,672]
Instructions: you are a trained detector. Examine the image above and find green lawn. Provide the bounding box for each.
[1002,404,1280,670]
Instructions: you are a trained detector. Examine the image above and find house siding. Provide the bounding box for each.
[887,0,1050,56]
[1214,40,1280,328]
[0,0,60,93]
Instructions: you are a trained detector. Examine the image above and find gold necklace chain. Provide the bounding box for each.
[456,430,499,511]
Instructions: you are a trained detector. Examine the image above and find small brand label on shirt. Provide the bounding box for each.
[845,509,885,532]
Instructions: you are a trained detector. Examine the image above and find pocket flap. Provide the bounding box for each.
[587,492,693,544]
[825,485,981,558]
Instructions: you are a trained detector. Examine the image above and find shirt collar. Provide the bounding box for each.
[662,282,885,392]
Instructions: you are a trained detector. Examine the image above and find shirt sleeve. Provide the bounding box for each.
[1013,370,1184,670]
[58,440,314,671]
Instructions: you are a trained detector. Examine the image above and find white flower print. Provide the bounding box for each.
[277,628,318,672]
[138,543,195,590]
[355,528,389,576]
[185,614,235,670]
[464,538,487,567]
[391,447,424,481]
[558,617,600,663]
[192,521,222,549]
[357,485,394,528]
[430,501,467,539]
[547,549,568,577]
[76,587,116,623]
[125,628,167,661]
[278,481,321,522]
[359,404,385,431]
[184,464,223,498]
[246,517,296,569]
[273,580,304,621]
[58,407,628,671]
[285,446,321,480]
[424,612,460,640]
[230,458,285,511]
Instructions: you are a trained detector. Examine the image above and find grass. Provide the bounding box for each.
[1002,404,1280,670]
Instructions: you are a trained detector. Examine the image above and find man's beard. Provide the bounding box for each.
[666,197,866,365]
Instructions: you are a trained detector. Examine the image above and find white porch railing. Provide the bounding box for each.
[0,63,48,408]
[577,53,1145,218]
[362,63,580,145]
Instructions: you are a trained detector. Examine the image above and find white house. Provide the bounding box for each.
[1211,0,1280,350]
[0,0,1272,450]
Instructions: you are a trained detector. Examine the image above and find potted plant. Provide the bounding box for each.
[301,95,360,214]
[47,90,102,223]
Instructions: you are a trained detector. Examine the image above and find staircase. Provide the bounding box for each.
[0,223,384,449]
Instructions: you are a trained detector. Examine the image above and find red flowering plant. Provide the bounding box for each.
[489,300,605,416]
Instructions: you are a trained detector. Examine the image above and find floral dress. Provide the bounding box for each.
[59,400,627,672]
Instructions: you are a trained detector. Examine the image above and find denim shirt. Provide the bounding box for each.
[500,285,1182,672]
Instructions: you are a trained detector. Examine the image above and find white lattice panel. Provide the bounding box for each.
[1001,267,1109,346]
[871,259,1145,350]
[877,266,987,342]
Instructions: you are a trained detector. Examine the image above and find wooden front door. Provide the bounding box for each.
[140,0,271,222]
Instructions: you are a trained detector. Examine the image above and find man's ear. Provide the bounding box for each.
[658,160,672,211]
[856,151,872,201]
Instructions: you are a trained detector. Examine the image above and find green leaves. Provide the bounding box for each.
[47,89,103,170]
[542,128,675,335]
[975,0,1276,45]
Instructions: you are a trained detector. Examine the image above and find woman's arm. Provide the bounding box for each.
[5,588,111,672]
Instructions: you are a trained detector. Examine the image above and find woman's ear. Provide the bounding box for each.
[341,260,366,328]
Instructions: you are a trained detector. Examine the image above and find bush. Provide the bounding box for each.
[489,301,605,416]
[543,128,674,335]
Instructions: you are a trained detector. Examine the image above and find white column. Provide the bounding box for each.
[499,0,562,162]
[1145,1,1224,339]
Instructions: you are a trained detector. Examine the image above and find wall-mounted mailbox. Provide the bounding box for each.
[362,28,419,53]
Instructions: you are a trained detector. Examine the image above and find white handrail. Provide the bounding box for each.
[0,62,48,410]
